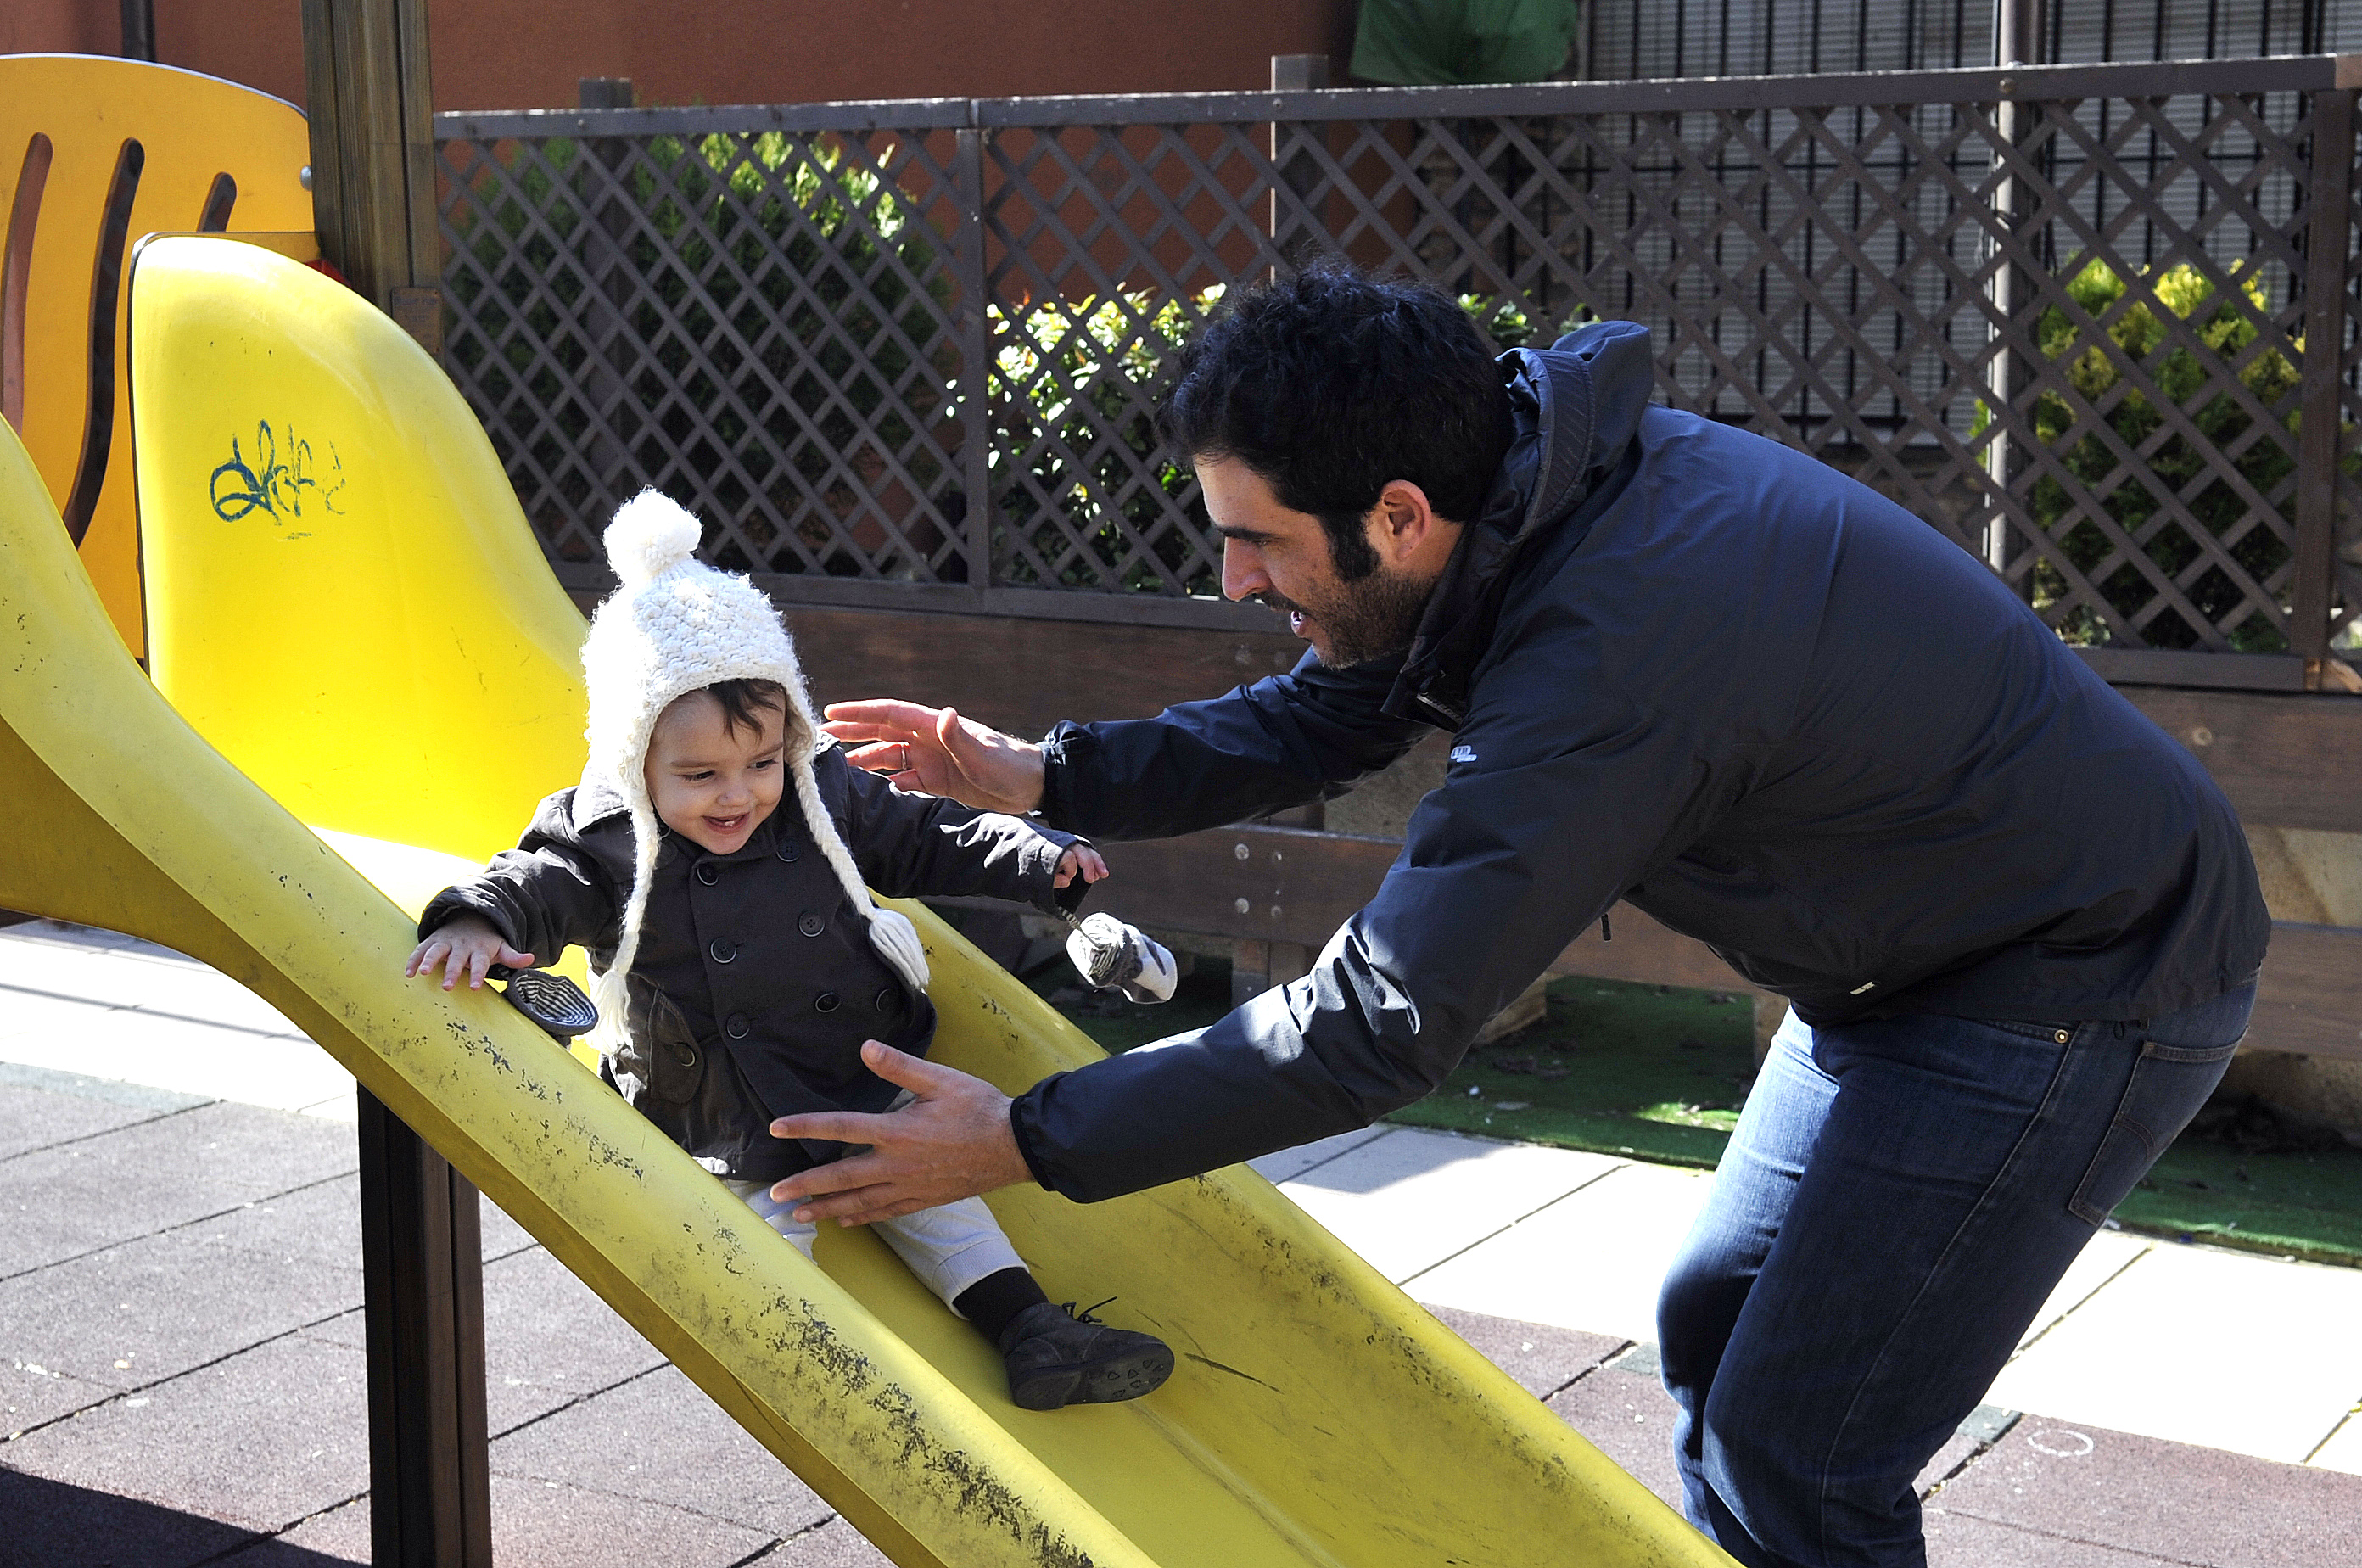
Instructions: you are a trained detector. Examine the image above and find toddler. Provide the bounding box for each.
[407,491,1173,1410]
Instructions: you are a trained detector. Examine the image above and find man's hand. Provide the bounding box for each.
[823,700,1046,815]
[768,1040,1033,1224]
[406,916,535,991]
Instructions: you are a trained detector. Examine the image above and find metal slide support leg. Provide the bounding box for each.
[357,1086,493,1566]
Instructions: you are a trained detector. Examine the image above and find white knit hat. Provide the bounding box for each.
[580,490,930,1044]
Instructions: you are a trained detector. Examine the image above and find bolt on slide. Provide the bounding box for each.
[0,232,1732,1566]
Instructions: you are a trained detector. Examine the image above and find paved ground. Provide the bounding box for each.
[3,917,2359,1566]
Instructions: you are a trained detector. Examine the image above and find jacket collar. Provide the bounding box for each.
[1382,321,1654,728]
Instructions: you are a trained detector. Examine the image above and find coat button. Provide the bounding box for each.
[873,987,898,1013]
[670,1042,697,1068]
[798,912,825,938]
[776,839,801,863]
[724,1014,749,1039]
[710,938,736,963]
[814,992,841,1013]
[695,863,718,886]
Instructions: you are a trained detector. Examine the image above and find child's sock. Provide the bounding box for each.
[953,1267,1050,1345]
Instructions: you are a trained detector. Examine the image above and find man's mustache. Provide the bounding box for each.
[1251,590,1303,617]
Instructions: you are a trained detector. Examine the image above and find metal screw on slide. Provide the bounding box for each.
[485,965,599,1039]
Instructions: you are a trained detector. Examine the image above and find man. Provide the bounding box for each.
[771,268,2266,1567]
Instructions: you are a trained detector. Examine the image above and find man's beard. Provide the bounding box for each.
[1262,564,1437,669]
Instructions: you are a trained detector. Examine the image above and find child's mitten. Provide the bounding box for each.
[1065,914,1178,1005]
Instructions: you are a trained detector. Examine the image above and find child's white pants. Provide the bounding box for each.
[723,1179,1023,1307]
[719,1088,1025,1308]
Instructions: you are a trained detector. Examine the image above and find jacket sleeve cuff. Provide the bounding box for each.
[417,885,527,952]
[1008,1081,1066,1195]
[1036,721,1094,832]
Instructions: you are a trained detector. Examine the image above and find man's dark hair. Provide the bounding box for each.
[1156,266,1515,580]
[705,677,788,740]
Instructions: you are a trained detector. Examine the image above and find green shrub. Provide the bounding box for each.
[2010,256,2301,650]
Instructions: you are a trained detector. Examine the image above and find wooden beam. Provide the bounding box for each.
[2115,686,2362,835]
[1103,824,2362,1061]
[2251,921,2362,1062]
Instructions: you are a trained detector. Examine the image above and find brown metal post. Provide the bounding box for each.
[953,126,995,590]
[1269,53,1328,266]
[1983,0,2046,576]
[2293,85,2355,687]
[357,1092,493,1567]
[302,3,491,1560]
[119,0,156,62]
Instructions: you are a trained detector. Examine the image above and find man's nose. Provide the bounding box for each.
[1220,539,1268,603]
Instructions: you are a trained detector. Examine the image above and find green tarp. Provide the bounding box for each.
[1351,0,1583,87]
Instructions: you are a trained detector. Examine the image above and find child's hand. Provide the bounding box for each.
[406,916,535,991]
[1054,845,1108,889]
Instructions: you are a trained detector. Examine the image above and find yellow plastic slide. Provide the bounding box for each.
[0,233,1728,1566]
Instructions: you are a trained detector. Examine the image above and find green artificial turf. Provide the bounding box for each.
[1032,960,2362,1268]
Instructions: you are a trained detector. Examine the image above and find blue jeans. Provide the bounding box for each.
[1658,985,2254,1568]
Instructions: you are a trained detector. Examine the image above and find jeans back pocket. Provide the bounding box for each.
[2068,1039,2241,1226]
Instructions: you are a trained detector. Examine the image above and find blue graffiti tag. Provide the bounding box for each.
[210,421,344,523]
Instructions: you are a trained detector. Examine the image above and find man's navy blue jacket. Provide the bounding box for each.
[1013,322,2269,1204]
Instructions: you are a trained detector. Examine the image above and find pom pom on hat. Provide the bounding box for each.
[605,489,704,586]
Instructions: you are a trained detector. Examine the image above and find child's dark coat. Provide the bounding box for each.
[422,742,1079,1182]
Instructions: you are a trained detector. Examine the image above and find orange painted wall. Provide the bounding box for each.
[11,0,1357,113]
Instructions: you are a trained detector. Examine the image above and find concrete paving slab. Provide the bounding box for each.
[2308,1414,2360,1475]
[0,1228,361,1390]
[1421,1302,1626,1399]
[0,1004,352,1116]
[0,1334,369,1534]
[177,1176,362,1273]
[0,1078,182,1163]
[491,1364,831,1538]
[0,1467,269,1567]
[1408,1162,1715,1342]
[1276,1128,1622,1282]
[762,1516,894,1565]
[1985,1244,2362,1463]
[1546,1364,1684,1509]
[0,930,305,1039]
[2016,1229,2151,1352]
[1938,1414,2362,1568]
[0,1102,356,1280]
[1245,1124,1392,1184]
[3,1358,115,1435]
[1922,1508,2196,1566]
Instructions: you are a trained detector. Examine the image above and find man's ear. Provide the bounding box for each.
[1367,479,1458,571]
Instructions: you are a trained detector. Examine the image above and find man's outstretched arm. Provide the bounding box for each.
[777,641,1721,1216]
[825,654,1431,842]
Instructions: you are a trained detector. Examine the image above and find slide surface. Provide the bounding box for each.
[0,233,1729,1567]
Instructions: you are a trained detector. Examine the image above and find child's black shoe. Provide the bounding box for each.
[997,1299,1173,1411]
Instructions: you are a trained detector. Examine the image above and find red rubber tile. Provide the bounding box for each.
[1423,1302,1627,1397]
[1548,1367,1686,1508]
[1938,1414,2362,1568]
[1925,1506,2202,1565]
